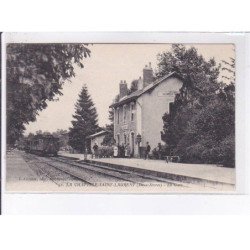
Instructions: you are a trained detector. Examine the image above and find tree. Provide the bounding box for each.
[27,133,35,139]
[101,109,115,146]
[159,44,221,146]
[159,44,235,167]
[68,85,99,153]
[52,129,69,149]
[52,129,68,138]
[156,44,221,95]
[102,95,120,146]
[221,57,235,85]
[175,92,235,166]
[127,79,138,95]
[7,43,91,145]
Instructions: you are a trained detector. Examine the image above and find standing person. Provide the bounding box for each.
[84,147,88,160]
[125,144,130,158]
[144,142,151,160]
[93,142,98,158]
[120,143,125,158]
[113,144,118,158]
[157,142,162,159]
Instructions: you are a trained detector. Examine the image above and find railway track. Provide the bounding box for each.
[48,156,185,187]
[22,154,88,186]
[18,151,233,191]
[23,153,121,186]
[24,153,185,187]
[45,156,222,190]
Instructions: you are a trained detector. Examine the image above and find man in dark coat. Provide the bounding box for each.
[144,142,151,160]
[120,143,125,158]
[93,143,98,158]
[157,142,162,159]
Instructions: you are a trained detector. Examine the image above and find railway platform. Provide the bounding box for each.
[59,151,235,187]
[6,150,38,183]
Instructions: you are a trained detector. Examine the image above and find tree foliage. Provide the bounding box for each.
[101,109,115,146]
[7,43,91,145]
[68,85,99,153]
[22,129,69,150]
[159,44,235,167]
[102,94,120,146]
[175,90,235,166]
[221,57,235,85]
[156,44,221,95]
[127,79,138,95]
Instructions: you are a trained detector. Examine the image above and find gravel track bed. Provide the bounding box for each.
[22,154,84,186]
[22,153,183,186]
[40,157,127,184]
[53,157,182,186]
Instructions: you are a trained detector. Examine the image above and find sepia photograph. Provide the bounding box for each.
[3,37,235,193]
[1,0,250,248]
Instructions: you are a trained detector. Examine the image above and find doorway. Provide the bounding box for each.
[131,132,135,157]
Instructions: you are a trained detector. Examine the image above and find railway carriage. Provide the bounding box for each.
[26,134,59,156]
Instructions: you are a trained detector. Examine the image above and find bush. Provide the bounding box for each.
[96,146,113,158]
[213,134,235,167]
[151,144,169,160]
[175,134,235,167]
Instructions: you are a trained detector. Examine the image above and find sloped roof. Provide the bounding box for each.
[110,72,183,108]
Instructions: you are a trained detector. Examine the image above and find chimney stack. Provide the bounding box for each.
[119,80,128,99]
[138,76,143,90]
[143,62,154,87]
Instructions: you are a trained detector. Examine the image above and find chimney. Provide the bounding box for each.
[143,62,154,87]
[119,80,128,99]
[138,76,143,90]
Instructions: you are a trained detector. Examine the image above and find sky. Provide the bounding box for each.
[24,43,235,135]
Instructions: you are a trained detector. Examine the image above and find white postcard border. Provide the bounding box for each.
[1,32,249,214]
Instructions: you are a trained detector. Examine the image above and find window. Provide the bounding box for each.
[117,108,120,124]
[169,102,175,119]
[123,105,127,123]
[117,134,120,145]
[131,102,135,121]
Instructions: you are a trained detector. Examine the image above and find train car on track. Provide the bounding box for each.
[25,134,60,156]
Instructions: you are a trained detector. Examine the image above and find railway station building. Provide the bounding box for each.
[110,63,184,157]
[87,130,109,151]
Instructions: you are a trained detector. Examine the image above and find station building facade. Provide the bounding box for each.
[110,63,184,157]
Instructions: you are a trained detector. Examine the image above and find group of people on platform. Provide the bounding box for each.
[90,141,179,162]
[91,142,133,159]
[91,141,155,160]
[113,143,132,158]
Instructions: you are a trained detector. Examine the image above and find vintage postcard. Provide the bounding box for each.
[2,33,237,193]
